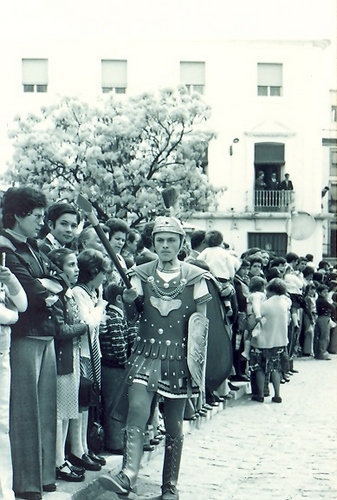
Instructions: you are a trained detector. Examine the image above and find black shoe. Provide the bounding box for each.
[156,425,166,436]
[88,451,106,466]
[56,463,85,482]
[68,453,101,471]
[150,437,160,445]
[154,431,165,441]
[184,413,198,421]
[251,395,264,403]
[15,493,42,500]
[42,484,56,492]
[231,374,250,382]
[209,400,219,407]
[290,369,299,373]
[228,382,240,391]
[64,460,85,475]
[143,443,155,452]
[202,403,213,410]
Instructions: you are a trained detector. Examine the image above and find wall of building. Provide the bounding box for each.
[0,36,335,261]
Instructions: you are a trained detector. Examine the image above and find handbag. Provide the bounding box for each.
[79,330,100,408]
[79,376,99,408]
[87,404,105,454]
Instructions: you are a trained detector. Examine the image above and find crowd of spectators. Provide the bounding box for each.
[0,186,336,499]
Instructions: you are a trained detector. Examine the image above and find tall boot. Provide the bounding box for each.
[161,434,184,500]
[99,425,144,495]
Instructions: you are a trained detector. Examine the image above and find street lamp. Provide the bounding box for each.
[229,138,240,156]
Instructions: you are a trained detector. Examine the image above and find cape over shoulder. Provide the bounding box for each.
[131,259,209,285]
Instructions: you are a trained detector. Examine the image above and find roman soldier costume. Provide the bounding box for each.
[100,217,211,500]
[125,258,211,398]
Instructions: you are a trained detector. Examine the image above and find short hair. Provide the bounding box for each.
[125,229,140,244]
[2,187,47,229]
[266,278,287,296]
[313,272,324,284]
[304,283,316,296]
[316,284,328,294]
[46,202,80,226]
[48,248,75,270]
[77,249,109,283]
[248,255,263,266]
[317,260,330,270]
[105,218,129,239]
[303,266,314,278]
[270,257,286,267]
[139,222,155,250]
[204,230,223,247]
[246,247,261,257]
[77,224,109,252]
[286,252,299,264]
[305,254,314,262]
[238,259,251,270]
[189,230,206,250]
[103,283,124,304]
[249,276,266,293]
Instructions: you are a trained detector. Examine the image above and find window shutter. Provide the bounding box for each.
[180,62,205,84]
[255,142,285,165]
[258,63,282,86]
[22,59,48,84]
[101,60,127,87]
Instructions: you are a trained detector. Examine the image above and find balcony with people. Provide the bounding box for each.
[254,171,295,212]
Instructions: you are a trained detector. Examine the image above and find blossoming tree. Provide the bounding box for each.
[5,86,221,225]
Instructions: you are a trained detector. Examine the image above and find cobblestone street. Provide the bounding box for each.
[133,355,337,500]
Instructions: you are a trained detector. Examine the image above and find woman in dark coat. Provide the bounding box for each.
[0,187,59,500]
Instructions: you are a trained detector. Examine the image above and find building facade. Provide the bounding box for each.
[0,36,335,262]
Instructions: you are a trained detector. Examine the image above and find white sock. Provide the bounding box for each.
[69,415,85,458]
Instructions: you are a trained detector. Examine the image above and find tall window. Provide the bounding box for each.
[330,148,337,177]
[331,106,337,122]
[22,58,48,92]
[101,60,127,94]
[180,61,205,94]
[328,182,337,214]
[257,63,282,96]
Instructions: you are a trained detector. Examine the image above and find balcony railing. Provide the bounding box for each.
[254,190,294,212]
